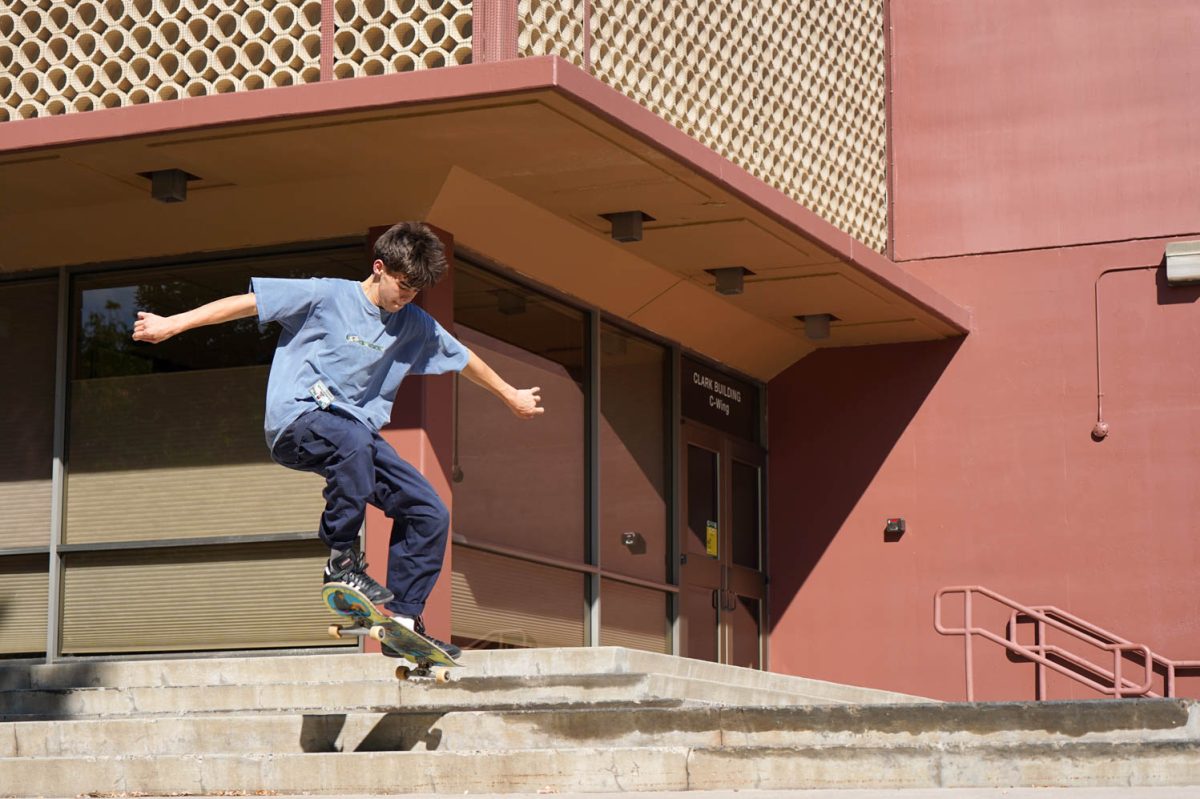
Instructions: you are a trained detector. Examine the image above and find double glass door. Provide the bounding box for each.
[680,422,766,668]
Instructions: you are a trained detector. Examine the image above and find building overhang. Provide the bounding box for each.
[0,57,970,381]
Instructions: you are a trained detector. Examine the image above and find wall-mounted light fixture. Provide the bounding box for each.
[620,531,646,554]
[600,211,654,243]
[706,266,752,295]
[796,313,839,340]
[141,169,198,203]
[1166,241,1200,285]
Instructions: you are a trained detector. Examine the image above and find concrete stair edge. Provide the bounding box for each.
[0,648,932,705]
[2,740,1200,798]
[5,701,1197,758]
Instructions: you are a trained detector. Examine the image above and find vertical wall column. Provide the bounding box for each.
[474,0,518,62]
[363,224,458,646]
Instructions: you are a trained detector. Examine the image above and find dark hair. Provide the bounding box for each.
[372,222,448,289]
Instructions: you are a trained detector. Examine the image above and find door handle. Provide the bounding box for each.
[712,590,738,612]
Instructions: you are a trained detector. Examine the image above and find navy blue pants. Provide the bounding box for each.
[270,409,449,618]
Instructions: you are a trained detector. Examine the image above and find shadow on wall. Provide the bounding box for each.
[766,337,964,633]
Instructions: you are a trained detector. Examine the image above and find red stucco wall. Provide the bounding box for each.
[768,237,1200,701]
[767,0,1200,702]
[890,0,1200,261]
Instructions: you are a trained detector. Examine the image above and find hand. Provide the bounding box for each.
[508,387,543,419]
[132,311,178,344]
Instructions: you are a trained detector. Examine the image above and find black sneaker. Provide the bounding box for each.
[415,617,462,659]
[381,617,462,660]
[324,549,395,605]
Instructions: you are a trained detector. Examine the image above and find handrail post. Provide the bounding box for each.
[1113,646,1122,697]
[964,589,975,701]
[1036,617,1046,700]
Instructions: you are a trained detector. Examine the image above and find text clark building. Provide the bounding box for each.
[2,0,1198,703]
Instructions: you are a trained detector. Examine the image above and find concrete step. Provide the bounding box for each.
[1,739,1198,797]
[0,647,927,704]
[0,673,883,721]
[6,700,1194,758]
[0,672,686,720]
[0,648,929,721]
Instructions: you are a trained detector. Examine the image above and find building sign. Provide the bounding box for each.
[681,356,759,442]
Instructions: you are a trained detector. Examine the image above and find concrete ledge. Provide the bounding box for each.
[2,741,1199,797]
[5,700,1197,758]
[687,742,1200,790]
[0,648,931,704]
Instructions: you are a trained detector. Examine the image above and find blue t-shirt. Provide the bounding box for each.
[251,276,470,447]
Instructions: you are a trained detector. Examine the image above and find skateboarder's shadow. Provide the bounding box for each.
[300,712,444,752]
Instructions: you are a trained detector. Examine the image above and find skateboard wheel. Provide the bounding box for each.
[432,667,451,684]
[368,625,387,642]
[395,666,411,681]
[328,625,343,640]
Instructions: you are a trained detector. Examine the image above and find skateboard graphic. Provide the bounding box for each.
[322,582,460,683]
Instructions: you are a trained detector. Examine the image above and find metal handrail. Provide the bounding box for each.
[1015,603,1200,698]
[935,585,1155,701]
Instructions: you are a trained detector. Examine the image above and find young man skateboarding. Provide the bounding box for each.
[132,222,542,658]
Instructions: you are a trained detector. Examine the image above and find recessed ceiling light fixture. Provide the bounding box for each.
[796,313,840,340]
[706,266,753,295]
[140,168,198,203]
[600,211,654,243]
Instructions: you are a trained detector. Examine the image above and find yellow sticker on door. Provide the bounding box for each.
[706,521,719,557]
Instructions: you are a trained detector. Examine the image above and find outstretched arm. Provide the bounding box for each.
[132,293,258,344]
[460,349,543,419]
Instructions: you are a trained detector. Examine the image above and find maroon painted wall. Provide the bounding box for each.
[890,0,1200,261]
[768,238,1200,702]
[768,1,1200,701]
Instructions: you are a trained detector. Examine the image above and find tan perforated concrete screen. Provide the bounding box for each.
[520,0,890,251]
[333,0,472,77]
[0,0,476,120]
[61,540,349,654]
[0,556,49,655]
[0,1,325,117]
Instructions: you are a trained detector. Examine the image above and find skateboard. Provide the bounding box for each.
[322,582,460,683]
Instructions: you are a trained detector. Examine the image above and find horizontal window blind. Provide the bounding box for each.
[61,540,349,654]
[0,555,50,655]
[66,366,325,544]
[451,547,585,649]
[0,482,53,552]
[599,578,670,654]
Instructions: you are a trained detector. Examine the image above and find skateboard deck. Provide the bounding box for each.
[322,582,460,682]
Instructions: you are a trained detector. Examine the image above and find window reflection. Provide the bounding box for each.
[67,249,361,544]
[0,280,57,549]
[452,263,586,563]
[600,323,668,583]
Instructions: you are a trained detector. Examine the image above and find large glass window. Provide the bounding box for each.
[60,248,363,654]
[0,278,57,657]
[0,279,58,551]
[66,250,360,545]
[599,323,669,584]
[450,263,587,649]
[451,264,586,562]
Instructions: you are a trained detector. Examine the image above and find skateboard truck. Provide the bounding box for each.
[327,623,453,682]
